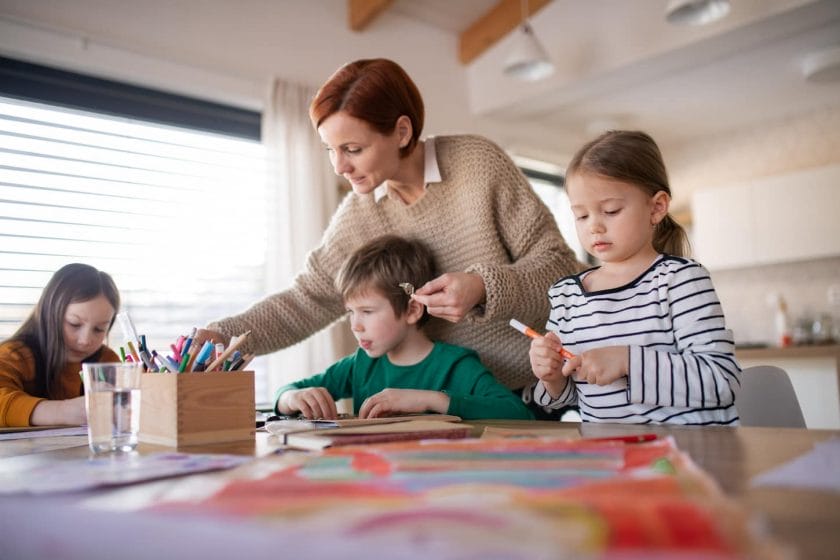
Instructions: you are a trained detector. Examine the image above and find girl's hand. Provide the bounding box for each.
[571,346,629,386]
[279,388,337,420]
[412,272,486,323]
[529,332,569,398]
[358,388,449,418]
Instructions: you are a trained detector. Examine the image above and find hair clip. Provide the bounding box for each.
[398,283,415,296]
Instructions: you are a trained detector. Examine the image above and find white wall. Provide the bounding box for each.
[664,105,840,345]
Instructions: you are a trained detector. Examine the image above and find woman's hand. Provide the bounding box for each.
[569,346,629,386]
[30,396,87,426]
[191,328,229,351]
[358,388,449,418]
[278,388,338,420]
[412,272,486,323]
[529,332,568,398]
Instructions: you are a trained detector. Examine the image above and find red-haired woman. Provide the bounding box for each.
[198,59,580,404]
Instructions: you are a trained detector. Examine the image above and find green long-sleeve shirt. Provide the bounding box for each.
[275,342,533,420]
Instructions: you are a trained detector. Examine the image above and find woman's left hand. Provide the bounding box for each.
[412,272,486,323]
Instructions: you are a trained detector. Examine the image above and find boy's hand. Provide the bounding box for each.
[529,332,569,397]
[359,388,449,418]
[279,388,338,420]
[570,346,629,386]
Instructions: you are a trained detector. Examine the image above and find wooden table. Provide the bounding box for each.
[0,422,838,559]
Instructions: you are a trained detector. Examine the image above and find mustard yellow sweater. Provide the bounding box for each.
[209,135,582,388]
[0,340,120,427]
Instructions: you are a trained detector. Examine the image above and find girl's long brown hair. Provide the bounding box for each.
[7,263,120,397]
[566,130,690,257]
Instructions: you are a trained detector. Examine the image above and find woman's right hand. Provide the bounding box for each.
[412,272,486,323]
[279,388,338,420]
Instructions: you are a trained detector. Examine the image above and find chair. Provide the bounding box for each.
[736,365,807,428]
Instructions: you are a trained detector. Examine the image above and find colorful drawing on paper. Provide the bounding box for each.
[153,437,777,559]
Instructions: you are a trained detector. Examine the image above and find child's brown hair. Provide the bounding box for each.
[336,235,436,325]
[9,263,120,398]
[566,130,690,257]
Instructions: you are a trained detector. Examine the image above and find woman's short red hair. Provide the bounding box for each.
[309,58,424,157]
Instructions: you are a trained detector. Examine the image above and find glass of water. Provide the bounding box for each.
[81,362,143,454]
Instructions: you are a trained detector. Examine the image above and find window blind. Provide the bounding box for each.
[0,96,271,400]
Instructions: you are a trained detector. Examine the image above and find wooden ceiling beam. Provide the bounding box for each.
[459,0,552,65]
[348,0,394,31]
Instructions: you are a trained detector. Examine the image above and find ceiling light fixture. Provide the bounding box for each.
[801,46,840,84]
[665,0,731,26]
[503,0,555,82]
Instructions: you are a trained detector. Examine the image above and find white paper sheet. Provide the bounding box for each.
[752,437,840,492]
[0,426,88,440]
[0,452,252,494]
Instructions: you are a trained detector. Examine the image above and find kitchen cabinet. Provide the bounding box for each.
[736,344,840,429]
[692,164,840,270]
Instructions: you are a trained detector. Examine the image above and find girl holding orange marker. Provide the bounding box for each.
[526,131,741,425]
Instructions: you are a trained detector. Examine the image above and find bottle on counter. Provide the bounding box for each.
[774,296,793,348]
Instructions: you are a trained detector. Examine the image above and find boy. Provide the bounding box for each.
[274,235,533,420]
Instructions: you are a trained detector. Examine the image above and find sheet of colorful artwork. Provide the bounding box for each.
[153,436,779,559]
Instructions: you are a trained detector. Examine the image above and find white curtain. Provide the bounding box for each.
[262,78,348,398]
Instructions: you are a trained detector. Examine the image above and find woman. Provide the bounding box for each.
[198,58,581,394]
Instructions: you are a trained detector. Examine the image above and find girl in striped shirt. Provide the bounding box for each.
[528,131,740,425]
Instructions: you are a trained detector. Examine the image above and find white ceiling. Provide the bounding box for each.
[394,0,840,156]
[0,0,838,164]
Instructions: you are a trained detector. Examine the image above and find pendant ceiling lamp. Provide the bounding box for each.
[503,0,555,81]
[665,0,731,26]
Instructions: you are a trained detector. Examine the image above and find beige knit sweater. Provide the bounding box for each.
[209,135,581,389]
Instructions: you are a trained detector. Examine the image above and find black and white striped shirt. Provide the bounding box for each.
[530,255,741,425]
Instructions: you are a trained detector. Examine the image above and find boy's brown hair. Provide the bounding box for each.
[336,235,436,325]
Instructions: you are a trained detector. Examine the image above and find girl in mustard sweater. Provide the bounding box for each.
[0,263,121,427]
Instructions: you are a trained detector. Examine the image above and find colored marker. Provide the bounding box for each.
[583,434,658,444]
[509,319,575,359]
[190,340,214,371]
[119,346,127,363]
[165,355,182,373]
[126,340,141,363]
[170,344,182,363]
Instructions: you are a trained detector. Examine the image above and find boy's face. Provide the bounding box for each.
[345,290,412,359]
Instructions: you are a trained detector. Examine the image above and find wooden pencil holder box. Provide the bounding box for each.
[139,371,255,447]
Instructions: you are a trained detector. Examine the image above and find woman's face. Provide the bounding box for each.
[318,111,405,195]
[63,294,115,362]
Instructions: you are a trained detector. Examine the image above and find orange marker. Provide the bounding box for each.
[509,319,576,359]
